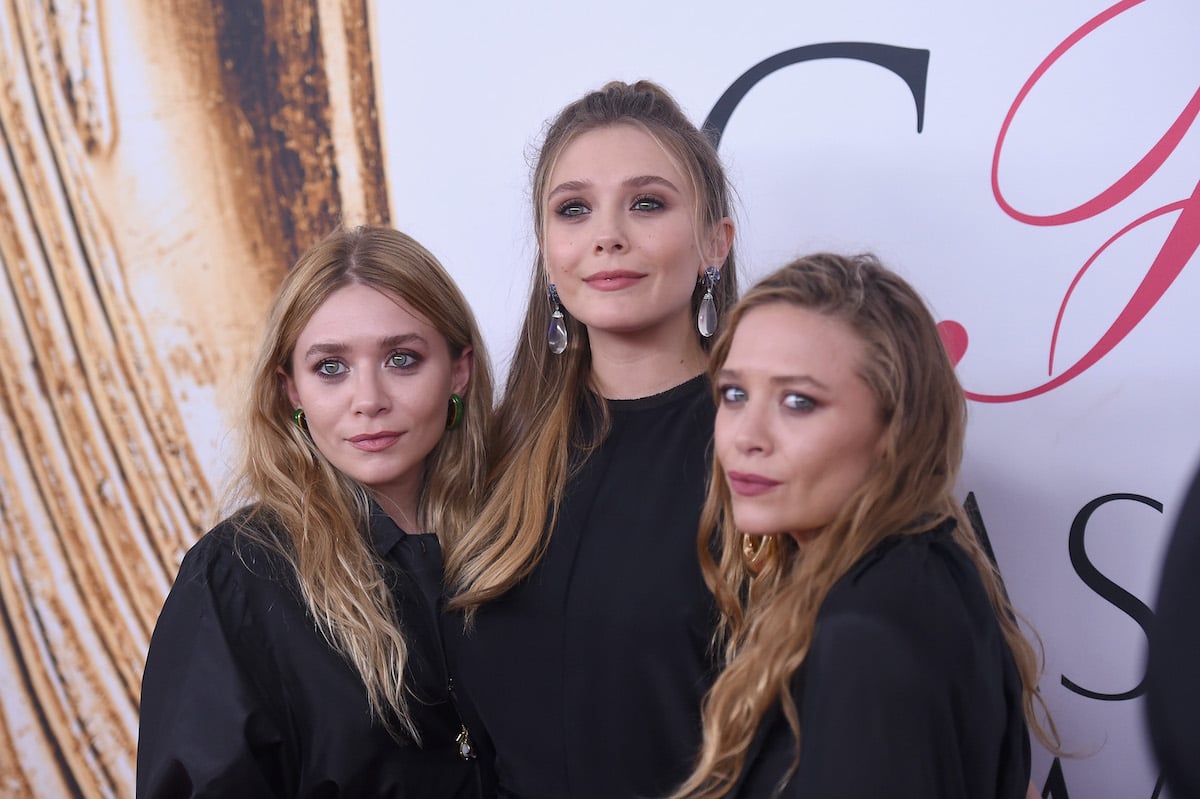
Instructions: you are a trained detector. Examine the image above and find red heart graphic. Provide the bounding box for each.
[937,320,968,366]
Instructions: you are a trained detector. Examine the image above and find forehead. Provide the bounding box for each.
[550,123,690,188]
[298,283,438,343]
[725,303,867,379]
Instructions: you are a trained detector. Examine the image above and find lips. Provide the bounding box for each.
[584,270,645,290]
[348,432,401,452]
[726,470,781,497]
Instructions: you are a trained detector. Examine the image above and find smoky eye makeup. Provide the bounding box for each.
[554,199,589,217]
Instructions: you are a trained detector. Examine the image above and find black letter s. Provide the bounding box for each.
[1063,493,1160,701]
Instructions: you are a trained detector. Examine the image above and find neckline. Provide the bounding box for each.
[604,372,708,412]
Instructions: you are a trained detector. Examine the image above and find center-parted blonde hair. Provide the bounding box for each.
[228,225,493,740]
[447,79,739,614]
[671,252,1057,798]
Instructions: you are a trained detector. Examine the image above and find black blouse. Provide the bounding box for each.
[447,375,719,799]
[137,505,493,798]
[731,520,1030,799]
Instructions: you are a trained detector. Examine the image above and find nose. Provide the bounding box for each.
[593,206,627,254]
[731,401,772,456]
[352,369,390,416]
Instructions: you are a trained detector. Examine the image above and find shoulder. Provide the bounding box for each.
[826,520,984,615]
[170,509,296,608]
[815,522,997,675]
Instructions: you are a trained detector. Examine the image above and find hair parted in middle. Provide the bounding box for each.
[671,252,1058,799]
[446,79,739,614]
[228,224,493,740]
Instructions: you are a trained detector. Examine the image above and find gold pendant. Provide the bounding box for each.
[456,724,476,760]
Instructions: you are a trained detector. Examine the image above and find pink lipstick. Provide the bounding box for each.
[349,432,400,452]
[584,270,644,291]
[726,471,780,497]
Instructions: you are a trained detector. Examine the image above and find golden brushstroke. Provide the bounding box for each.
[0,0,390,796]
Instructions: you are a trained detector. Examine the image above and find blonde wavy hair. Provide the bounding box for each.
[226,225,492,740]
[447,79,739,614]
[671,253,1058,798]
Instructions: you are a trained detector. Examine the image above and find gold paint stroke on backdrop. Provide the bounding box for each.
[0,1,389,796]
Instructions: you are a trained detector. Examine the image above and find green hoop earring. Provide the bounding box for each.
[446,393,464,430]
[291,407,308,432]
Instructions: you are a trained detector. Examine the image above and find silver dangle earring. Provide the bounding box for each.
[547,284,568,354]
[697,267,721,338]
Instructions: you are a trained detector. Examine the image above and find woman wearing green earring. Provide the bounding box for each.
[137,226,495,797]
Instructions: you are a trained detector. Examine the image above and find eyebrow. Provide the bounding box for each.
[716,369,831,392]
[303,333,427,361]
[546,174,681,202]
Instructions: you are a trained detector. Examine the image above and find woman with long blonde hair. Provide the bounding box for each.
[444,80,738,798]
[137,226,495,797]
[672,253,1056,798]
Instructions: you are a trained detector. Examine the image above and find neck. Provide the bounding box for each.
[587,320,707,399]
[372,489,422,535]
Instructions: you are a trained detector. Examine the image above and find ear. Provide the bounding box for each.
[279,367,300,408]
[702,216,735,271]
[451,346,473,396]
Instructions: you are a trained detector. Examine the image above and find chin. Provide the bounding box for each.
[730,513,787,539]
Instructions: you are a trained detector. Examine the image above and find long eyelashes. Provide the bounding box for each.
[783,393,816,412]
[312,351,420,380]
[555,199,588,217]
[630,195,664,212]
[316,359,347,377]
[552,195,666,218]
[717,384,818,412]
[719,384,746,404]
[388,352,419,369]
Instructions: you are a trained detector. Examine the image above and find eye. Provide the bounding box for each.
[719,385,746,405]
[387,352,418,369]
[783,393,816,412]
[556,199,589,217]
[631,195,663,212]
[316,359,346,377]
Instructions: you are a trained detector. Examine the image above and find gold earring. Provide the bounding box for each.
[742,534,775,575]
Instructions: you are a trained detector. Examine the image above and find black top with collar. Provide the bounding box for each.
[447,375,720,799]
[731,519,1031,799]
[137,504,494,798]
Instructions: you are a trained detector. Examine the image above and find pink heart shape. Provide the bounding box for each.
[937,320,968,366]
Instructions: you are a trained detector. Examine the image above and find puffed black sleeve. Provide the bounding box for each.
[136,533,289,799]
[790,611,965,794]
[746,531,1029,799]
[781,566,1026,798]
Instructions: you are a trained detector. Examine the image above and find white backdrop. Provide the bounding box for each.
[376,1,1200,795]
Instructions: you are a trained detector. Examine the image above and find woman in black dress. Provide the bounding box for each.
[137,226,495,797]
[444,80,738,799]
[672,253,1057,798]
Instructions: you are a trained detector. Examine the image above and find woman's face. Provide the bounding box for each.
[283,283,470,520]
[541,124,730,347]
[714,303,885,544]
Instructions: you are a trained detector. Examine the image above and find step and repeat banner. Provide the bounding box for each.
[0,0,1196,796]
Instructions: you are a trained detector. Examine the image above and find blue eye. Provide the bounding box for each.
[388,352,417,369]
[720,386,746,404]
[556,200,589,217]
[783,393,815,412]
[631,196,663,212]
[317,360,346,377]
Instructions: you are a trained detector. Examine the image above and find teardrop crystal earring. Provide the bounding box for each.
[547,284,568,354]
[697,266,721,338]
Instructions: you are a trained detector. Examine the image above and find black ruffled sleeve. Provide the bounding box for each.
[136,532,289,799]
